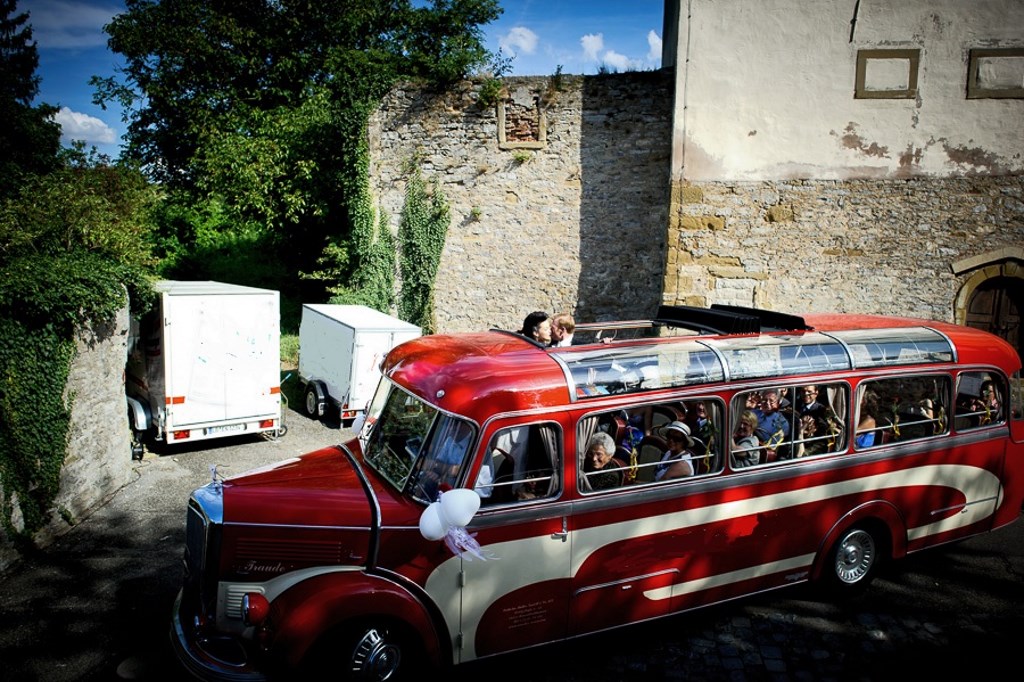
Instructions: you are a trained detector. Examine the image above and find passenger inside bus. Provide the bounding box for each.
[797,385,828,420]
[855,389,881,448]
[481,424,559,504]
[754,389,790,444]
[955,373,1004,429]
[979,380,1001,413]
[685,400,717,473]
[792,415,830,457]
[583,432,625,491]
[517,311,552,345]
[731,411,761,468]
[654,421,696,480]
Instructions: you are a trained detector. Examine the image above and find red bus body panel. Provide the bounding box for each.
[172,312,1024,680]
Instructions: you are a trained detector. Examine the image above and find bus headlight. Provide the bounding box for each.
[242,593,270,627]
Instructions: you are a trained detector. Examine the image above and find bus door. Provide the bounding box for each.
[567,411,678,636]
[459,418,571,662]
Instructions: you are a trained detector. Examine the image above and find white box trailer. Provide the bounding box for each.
[125,280,283,456]
[299,304,421,425]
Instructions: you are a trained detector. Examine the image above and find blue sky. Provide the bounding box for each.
[23,0,664,159]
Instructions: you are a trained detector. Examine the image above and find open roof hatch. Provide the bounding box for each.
[654,304,812,335]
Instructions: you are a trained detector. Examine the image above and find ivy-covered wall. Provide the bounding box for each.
[0,305,132,572]
[369,72,674,332]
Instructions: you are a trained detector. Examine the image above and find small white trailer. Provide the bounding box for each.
[125,280,284,457]
[299,304,421,426]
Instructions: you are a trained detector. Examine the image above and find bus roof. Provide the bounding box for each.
[381,311,1020,422]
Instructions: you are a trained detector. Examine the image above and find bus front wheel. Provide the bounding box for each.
[303,621,418,682]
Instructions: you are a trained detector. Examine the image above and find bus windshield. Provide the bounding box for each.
[360,380,476,503]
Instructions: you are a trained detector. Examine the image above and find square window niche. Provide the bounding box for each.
[497,87,547,150]
[967,48,1024,99]
[855,49,920,99]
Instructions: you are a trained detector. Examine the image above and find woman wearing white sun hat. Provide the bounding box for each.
[655,421,696,480]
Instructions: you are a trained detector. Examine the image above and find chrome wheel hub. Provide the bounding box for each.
[351,628,401,681]
[835,529,875,584]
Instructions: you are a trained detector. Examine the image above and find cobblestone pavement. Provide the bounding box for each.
[1,407,1021,681]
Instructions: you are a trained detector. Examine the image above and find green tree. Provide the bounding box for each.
[94,0,500,303]
[0,0,61,200]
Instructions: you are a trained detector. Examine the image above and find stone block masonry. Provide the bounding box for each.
[666,177,1024,322]
[0,306,133,572]
[369,72,675,332]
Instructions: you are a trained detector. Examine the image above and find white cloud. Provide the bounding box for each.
[29,0,118,50]
[53,106,116,144]
[581,33,604,62]
[499,26,539,57]
[647,30,662,63]
[602,50,635,72]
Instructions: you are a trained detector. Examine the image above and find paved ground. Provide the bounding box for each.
[1,405,1021,682]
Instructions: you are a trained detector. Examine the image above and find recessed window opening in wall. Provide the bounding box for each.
[967,48,1024,99]
[855,49,920,99]
[497,90,547,150]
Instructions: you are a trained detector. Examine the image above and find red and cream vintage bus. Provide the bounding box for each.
[171,305,1024,681]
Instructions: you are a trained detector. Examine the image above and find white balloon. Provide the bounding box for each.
[418,502,446,541]
[439,488,481,528]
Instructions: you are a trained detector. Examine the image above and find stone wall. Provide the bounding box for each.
[369,68,1022,346]
[665,177,1024,321]
[369,72,674,332]
[0,306,132,572]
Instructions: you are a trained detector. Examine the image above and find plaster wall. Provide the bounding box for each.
[671,0,1024,180]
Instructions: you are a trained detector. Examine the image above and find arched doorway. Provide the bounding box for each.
[963,277,1024,361]
[953,252,1024,362]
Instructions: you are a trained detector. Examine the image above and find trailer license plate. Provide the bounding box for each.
[206,424,247,435]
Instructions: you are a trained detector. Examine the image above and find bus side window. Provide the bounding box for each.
[857,375,951,446]
[477,424,561,506]
[955,372,1006,430]
[785,382,848,458]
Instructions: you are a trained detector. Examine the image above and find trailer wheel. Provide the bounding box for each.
[304,381,326,420]
[130,430,145,461]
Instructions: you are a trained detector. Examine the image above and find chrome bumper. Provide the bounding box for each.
[170,589,268,682]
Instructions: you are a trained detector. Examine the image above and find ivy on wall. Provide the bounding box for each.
[0,318,74,538]
[0,159,156,541]
[314,127,397,313]
[398,163,450,334]
[312,146,451,334]
[0,252,146,538]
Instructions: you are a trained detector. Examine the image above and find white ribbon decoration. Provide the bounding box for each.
[418,489,493,561]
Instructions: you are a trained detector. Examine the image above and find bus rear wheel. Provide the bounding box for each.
[825,525,881,595]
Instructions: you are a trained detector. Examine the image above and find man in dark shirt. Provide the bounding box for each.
[797,384,828,420]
